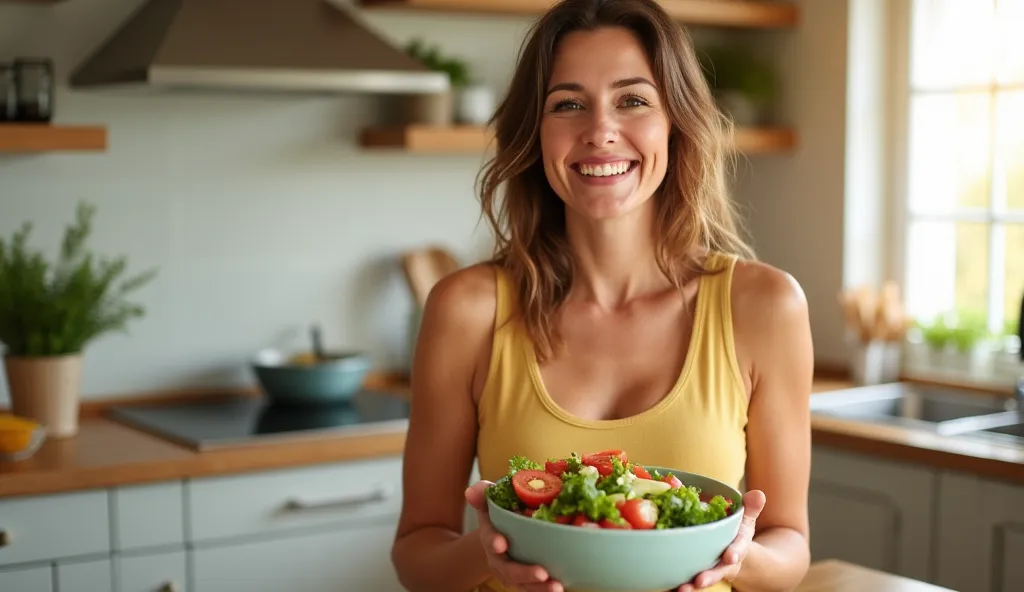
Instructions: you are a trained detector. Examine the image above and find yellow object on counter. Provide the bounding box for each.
[0,413,41,454]
[288,352,318,366]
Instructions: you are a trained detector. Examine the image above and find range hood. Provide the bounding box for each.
[69,0,448,95]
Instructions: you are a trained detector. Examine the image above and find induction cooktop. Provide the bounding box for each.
[107,389,411,451]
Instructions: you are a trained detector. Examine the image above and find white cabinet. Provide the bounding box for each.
[934,471,1024,592]
[0,564,51,592]
[56,558,114,592]
[0,489,110,567]
[0,454,407,591]
[808,446,937,582]
[117,549,188,592]
[192,520,403,592]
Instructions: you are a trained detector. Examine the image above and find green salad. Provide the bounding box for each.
[485,449,737,530]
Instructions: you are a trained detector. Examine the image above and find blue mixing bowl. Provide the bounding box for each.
[251,348,371,405]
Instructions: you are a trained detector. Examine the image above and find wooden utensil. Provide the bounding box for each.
[401,246,461,308]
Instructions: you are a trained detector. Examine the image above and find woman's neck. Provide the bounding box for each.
[564,202,671,309]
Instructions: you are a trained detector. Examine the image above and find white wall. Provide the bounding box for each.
[0,0,854,403]
[732,0,852,367]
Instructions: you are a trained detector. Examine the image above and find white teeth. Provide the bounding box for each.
[578,161,632,177]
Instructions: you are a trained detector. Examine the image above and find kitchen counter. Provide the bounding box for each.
[796,560,953,591]
[1,372,1022,498]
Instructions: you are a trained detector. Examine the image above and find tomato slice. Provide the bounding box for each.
[582,449,628,465]
[511,470,563,508]
[522,508,535,517]
[599,518,632,529]
[554,515,572,524]
[631,465,652,480]
[617,498,658,529]
[572,514,600,529]
[545,459,569,476]
[662,474,683,488]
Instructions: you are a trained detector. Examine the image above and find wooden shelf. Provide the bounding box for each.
[359,0,798,29]
[0,123,108,153]
[360,124,796,155]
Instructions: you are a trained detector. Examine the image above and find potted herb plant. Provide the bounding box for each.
[403,39,493,126]
[697,44,778,126]
[0,201,157,438]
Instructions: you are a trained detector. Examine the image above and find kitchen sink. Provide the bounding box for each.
[811,382,1016,434]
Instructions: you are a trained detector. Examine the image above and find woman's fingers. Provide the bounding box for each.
[491,554,554,587]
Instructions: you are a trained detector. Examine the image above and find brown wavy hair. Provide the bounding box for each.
[477,0,756,361]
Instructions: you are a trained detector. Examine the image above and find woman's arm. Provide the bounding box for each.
[390,264,498,592]
[728,262,814,592]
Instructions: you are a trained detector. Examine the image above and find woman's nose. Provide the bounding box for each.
[581,107,618,146]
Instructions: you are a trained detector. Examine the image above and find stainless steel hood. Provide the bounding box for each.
[69,0,449,94]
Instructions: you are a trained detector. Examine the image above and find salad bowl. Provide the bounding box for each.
[485,450,744,592]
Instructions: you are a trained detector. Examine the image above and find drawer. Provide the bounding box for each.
[113,481,185,550]
[187,456,403,543]
[117,549,187,592]
[56,558,113,592]
[0,564,52,592]
[0,490,110,567]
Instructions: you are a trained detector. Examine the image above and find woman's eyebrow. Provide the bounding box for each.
[545,77,657,97]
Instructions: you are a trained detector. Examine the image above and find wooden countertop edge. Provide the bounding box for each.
[2,369,1022,499]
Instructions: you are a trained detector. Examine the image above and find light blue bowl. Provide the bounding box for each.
[486,468,743,592]
[251,348,371,405]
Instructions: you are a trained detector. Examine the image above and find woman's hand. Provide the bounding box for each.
[678,489,767,591]
[465,481,565,592]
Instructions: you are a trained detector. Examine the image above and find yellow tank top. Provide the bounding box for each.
[474,251,748,592]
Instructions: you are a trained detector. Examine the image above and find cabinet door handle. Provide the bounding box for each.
[0,530,9,548]
[283,483,392,512]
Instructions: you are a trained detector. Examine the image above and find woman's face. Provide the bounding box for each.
[540,26,671,221]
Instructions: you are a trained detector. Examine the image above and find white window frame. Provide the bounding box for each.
[888,0,1023,385]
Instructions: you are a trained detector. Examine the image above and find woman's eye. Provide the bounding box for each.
[622,94,649,108]
[551,99,582,112]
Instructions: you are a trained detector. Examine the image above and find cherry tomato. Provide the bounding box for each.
[599,518,632,529]
[554,515,572,524]
[545,459,569,476]
[582,449,628,465]
[631,465,653,480]
[617,498,658,529]
[511,470,563,508]
[572,514,600,529]
[522,508,535,517]
[662,474,683,488]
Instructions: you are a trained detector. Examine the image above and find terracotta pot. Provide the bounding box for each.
[404,91,453,126]
[4,354,83,438]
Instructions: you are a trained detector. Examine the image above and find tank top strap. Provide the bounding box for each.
[694,251,745,400]
[492,264,515,331]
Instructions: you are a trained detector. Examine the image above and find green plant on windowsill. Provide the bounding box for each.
[0,201,158,437]
[918,310,989,354]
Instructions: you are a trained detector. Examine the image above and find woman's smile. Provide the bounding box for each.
[570,157,641,186]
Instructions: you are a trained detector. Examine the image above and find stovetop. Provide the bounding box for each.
[107,389,411,451]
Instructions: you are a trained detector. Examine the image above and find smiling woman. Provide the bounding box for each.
[390,1,814,592]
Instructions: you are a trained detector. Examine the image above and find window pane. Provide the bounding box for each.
[911,0,996,89]
[997,0,1024,83]
[906,221,989,323]
[1000,91,1024,211]
[1004,224,1024,331]
[907,93,992,214]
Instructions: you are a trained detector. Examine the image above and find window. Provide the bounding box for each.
[900,0,1024,341]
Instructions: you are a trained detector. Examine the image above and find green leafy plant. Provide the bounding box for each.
[697,44,778,105]
[918,310,989,353]
[405,38,472,87]
[0,201,158,357]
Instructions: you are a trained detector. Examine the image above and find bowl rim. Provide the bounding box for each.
[486,466,744,536]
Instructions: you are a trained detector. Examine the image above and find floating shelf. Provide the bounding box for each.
[360,124,797,155]
[0,123,108,153]
[359,0,799,28]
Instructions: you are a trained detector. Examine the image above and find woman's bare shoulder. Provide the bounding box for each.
[422,262,500,336]
[729,259,812,379]
[730,258,809,322]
